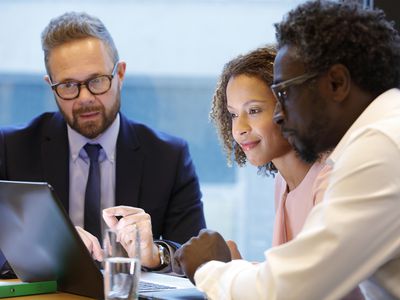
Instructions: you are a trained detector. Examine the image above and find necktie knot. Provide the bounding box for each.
[84,143,102,163]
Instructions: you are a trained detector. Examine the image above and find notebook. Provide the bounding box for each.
[0,180,205,299]
[0,280,57,298]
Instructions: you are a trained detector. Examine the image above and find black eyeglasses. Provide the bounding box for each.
[50,62,119,100]
[270,72,318,105]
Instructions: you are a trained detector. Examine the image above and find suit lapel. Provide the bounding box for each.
[42,112,70,211]
[115,114,143,207]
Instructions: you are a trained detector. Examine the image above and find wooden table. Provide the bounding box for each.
[1,293,93,299]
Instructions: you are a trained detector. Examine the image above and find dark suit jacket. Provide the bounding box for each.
[0,112,205,244]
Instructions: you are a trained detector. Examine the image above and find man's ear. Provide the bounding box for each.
[44,75,51,85]
[116,61,127,90]
[327,64,351,103]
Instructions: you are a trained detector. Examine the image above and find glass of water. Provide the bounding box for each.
[103,226,141,300]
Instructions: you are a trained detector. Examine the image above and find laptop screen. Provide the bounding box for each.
[0,180,104,299]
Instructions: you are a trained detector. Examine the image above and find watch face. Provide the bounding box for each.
[158,245,170,266]
[163,247,171,265]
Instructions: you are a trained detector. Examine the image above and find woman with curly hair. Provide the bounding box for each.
[210,45,328,247]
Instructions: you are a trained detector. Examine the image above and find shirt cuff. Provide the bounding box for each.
[142,240,182,275]
[194,259,257,299]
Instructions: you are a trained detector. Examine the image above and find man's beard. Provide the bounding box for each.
[290,91,331,164]
[292,134,321,163]
[57,90,120,139]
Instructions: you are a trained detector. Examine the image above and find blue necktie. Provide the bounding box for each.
[84,143,102,243]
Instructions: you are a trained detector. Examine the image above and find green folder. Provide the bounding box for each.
[0,280,57,298]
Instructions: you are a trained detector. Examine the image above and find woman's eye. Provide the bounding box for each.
[249,108,261,114]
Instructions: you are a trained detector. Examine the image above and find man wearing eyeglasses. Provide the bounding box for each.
[174,1,400,299]
[0,12,205,276]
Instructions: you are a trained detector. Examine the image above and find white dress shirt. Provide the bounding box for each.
[195,89,400,300]
[68,114,120,232]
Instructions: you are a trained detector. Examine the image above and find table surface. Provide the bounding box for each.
[1,293,93,299]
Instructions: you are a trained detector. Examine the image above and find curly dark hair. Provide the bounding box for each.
[209,46,278,175]
[275,0,400,96]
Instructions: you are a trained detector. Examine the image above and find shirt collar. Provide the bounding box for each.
[327,88,400,166]
[68,113,120,163]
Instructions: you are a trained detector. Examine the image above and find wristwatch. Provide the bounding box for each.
[157,244,171,269]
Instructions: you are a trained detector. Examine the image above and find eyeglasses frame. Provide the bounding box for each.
[270,72,319,105]
[49,62,120,100]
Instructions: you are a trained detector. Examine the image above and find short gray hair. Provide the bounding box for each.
[41,12,119,75]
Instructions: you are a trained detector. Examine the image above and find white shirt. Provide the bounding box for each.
[195,89,400,300]
[68,114,120,230]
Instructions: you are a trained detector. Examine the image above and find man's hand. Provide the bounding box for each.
[75,226,103,261]
[103,206,160,268]
[226,240,242,259]
[174,229,232,284]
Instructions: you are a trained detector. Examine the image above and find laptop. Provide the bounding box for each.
[139,273,205,299]
[0,180,205,299]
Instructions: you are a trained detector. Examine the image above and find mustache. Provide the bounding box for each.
[73,105,103,115]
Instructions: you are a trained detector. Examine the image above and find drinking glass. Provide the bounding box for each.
[103,226,141,300]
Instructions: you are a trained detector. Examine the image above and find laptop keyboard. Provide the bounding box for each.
[139,281,177,292]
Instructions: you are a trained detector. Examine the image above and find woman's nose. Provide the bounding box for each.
[234,115,250,136]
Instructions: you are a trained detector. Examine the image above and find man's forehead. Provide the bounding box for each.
[274,45,305,82]
[47,38,114,81]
